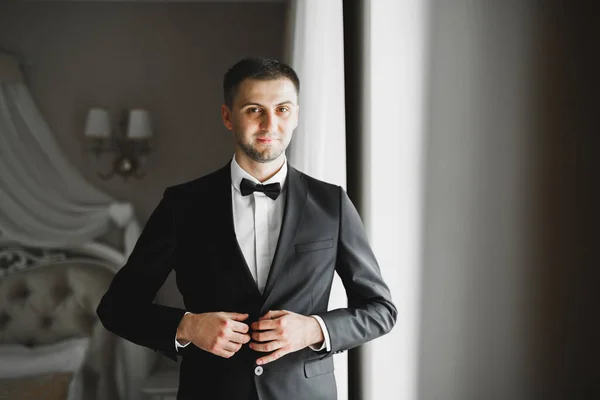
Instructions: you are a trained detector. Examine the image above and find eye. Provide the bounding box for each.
[277,106,290,113]
[246,107,262,114]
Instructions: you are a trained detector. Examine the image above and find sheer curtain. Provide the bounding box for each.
[286,0,346,187]
[285,1,348,400]
[0,52,139,257]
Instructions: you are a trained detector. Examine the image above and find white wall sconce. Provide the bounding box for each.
[84,107,153,180]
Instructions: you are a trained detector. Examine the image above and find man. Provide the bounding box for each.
[97,57,396,400]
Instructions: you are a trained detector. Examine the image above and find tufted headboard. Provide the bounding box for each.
[0,243,157,400]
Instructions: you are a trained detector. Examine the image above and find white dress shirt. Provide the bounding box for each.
[176,155,330,352]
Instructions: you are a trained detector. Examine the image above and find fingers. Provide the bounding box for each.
[230,331,251,344]
[250,340,283,353]
[208,338,239,358]
[221,313,250,334]
[222,340,243,353]
[198,313,251,359]
[258,312,271,321]
[268,310,287,318]
[256,348,287,365]
[228,319,250,334]
[215,348,235,359]
[258,310,286,321]
[212,335,245,358]
[251,318,282,332]
[211,329,250,358]
[205,311,291,361]
[251,329,279,343]
[225,312,249,322]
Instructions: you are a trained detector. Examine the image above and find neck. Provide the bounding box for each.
[235,152,285,183]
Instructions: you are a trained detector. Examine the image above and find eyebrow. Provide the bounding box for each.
[240,101,295,108]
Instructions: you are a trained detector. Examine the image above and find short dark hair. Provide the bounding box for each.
[223,57,300,108]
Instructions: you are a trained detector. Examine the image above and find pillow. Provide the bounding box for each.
[0,337,89,400]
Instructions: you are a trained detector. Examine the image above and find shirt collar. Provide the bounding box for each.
[230,154,288,193]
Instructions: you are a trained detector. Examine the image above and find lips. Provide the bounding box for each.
[256,136,277,143]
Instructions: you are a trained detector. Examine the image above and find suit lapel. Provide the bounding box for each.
[261,166,307,304]
[209,163,262,298]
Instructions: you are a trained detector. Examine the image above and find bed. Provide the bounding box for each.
[0,232,157,400]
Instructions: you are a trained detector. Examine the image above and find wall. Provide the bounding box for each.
[0,1,286,223]
[417,1,537,399]
[531,2,598,398]
[347,0,541,399]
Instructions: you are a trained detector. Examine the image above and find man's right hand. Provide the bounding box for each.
[176,312,251,358]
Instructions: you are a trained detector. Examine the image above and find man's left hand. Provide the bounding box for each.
[249,310,324,365]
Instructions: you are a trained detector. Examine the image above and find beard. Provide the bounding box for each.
[237,133,287,163]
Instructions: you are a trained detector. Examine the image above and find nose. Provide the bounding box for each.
[260,111,277,133]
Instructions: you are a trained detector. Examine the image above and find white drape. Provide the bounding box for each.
[0,53,139,257]
[287,0,347,188]
[285,2,347,400]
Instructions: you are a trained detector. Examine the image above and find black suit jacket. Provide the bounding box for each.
[97,163,397,400]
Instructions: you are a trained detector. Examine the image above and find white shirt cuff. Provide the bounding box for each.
[309,315,331,352]
[175,312,192,351]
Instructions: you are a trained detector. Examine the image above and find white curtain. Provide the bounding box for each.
[285,1,347,400]
[0,53,139,257]
[286,0,347,187]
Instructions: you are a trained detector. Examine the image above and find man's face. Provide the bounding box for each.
[222,78,299,164]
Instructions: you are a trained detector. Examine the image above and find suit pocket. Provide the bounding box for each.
[304,356,335,378]
[295,238,333,253]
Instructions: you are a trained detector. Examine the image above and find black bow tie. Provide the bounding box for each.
[240,178,282,200]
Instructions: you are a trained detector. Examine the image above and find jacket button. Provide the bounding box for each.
[254,366,263,376]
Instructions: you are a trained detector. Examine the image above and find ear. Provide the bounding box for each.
[221,104,233,130]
